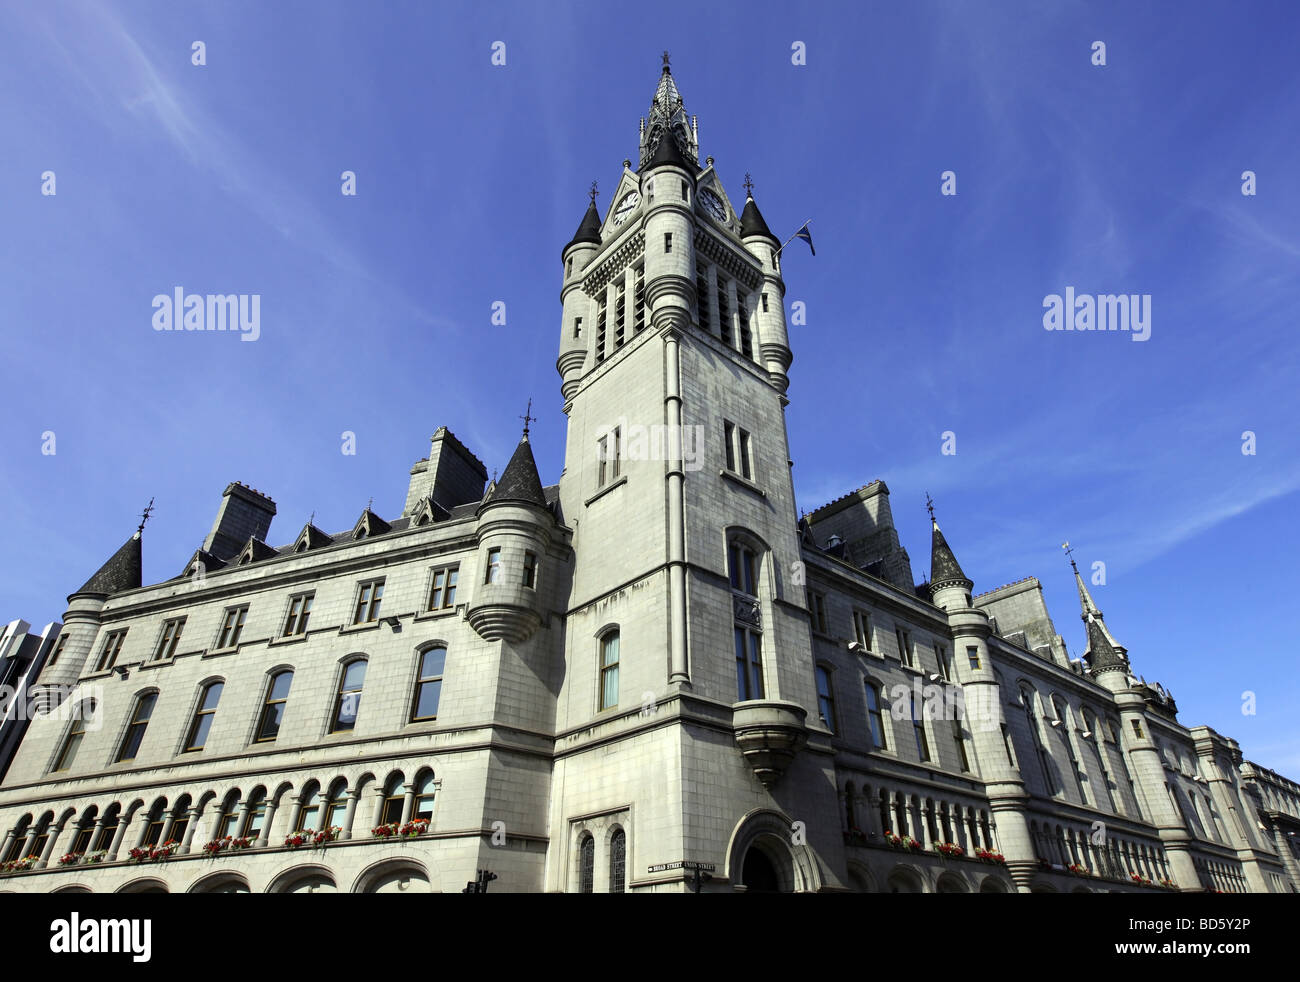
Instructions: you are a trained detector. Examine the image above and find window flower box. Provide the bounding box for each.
[936,842,964,858]
[1067,863,1090,876]
[0,856,37,875]
[228,836,255,851]
[1159,878,1178,890]
[399,819,429,838]
[1129,872,1154,886]
[203,837,232,856]
[128,840,179,864]
[313,826,342,847]
[371,822,400,839]
[283,833,308,850]
[58,853,83,867]
[84,851,107,865]
[974,848,1005,864]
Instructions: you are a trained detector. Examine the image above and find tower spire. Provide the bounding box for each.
[639,53,698,168]
[927,496,972,593]
[1062,542,1127,674]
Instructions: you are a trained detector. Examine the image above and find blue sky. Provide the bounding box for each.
[2,1,1297,773]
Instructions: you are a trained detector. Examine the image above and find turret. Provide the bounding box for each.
[467,427,555,643]
[639,105,697,336]
[739,187,792,391]
[1068,552,1129,682]
[558,196,602,402]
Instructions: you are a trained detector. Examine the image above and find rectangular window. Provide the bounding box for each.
[896,628,913,666]
[599,632,620,711]
[1131,719,1144,739]
[185,682,223,752]
[967,645,981,670]
[484,548,502,584]
[729,542,757,595]
[865,684,887,750]
[597,435,608,486]
[761,292,769,313]
[153,618,185,661]
[283,593,314,636]
[664,232,672,253]
[610,427,622,480]
[912,697,931,761]
[735,627,764,701]
[953,718,970,771]
[696,265,711,333]
[412,647,446,721]
[737,292,752,358]
[116,693,157,762]
[95,630,128,672]
[681,179,688,199]
[615,281,626,348]
[353,580,384,624]
[595,296,607,362]
[724,420,736,471]
[523,551,538,589]
[853,611,872,650]
[1002,723,1016,766]
[428,566,459,610]
[634,265,646,332]
[739,428,752,480]
[937,645,952,681]
[717,277,732,347]
[216,607,247,649]
[573,316,582,339]
[815,666,836,733]
[48,634,68,667]
[808,591,828,634]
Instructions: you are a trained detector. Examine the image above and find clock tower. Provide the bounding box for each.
[550,55,841,891]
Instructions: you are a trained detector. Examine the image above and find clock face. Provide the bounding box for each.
[612,191,640,226]
[699,188,727,222]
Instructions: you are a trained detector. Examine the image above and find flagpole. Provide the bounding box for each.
[773,219,814,258]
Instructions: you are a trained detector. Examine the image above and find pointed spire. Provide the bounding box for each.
[740,184,779,246]
[73,530,143,598]
[480,428,548,511]
[1063,542,1127,674]
[639,53,698,168]
[927,495,972,592]
[564,190,602,255]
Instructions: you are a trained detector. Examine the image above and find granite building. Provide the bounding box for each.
[0,60,1295,894]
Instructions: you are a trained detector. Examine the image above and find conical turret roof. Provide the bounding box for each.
[564,199,602,255]
[929,520,972,590]
[740,194,779,246]
[481,433,548,510]
[1071,557,1128,674]
[73,532,143,597]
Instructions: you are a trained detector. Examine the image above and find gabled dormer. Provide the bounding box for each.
[351,508,391,541]
[408,496,450,528]
[291,522,332,554]
[176,547,223,580]
[234,535,278,566]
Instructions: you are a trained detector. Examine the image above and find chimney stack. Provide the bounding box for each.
[204,482,276,561]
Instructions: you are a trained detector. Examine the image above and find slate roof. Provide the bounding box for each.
[740,194,779,246]
[73,533,143,597]
[481,435,548,510]
[929,521,972,588]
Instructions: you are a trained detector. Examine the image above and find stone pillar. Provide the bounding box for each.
[107,815,132,862]
[88,819,105,854]
[37,821,66,869]
[284,796,305,838]
[181,809,201,853]
[663,328,688,685]
[257,798,280,848]
[0,830,14,860]
[400,785,415,826]
[341,790,360,840]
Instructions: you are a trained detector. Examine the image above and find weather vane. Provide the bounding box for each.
[1061,541,1078,571]
[589,181,599,204]
[925,492,936,523]
[743,172,754,197]
[662,50,671,70]
[136,497,155,535]
[367,497,373,512]
[309,510,316,528]
[520,397,536,436]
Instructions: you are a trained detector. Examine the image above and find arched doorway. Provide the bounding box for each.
[741,846,781,893]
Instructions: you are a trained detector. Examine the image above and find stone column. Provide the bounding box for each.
[400,785,415,826]
[341,790,360,840]
[37,821,66,869]
[257,798,280,848]
[180,809,201,853]
[107,815,133,862]
[284,796,304,837]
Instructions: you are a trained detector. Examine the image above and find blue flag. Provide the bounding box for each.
[795,223,815,256]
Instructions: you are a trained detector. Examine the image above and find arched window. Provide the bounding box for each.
[413,772,436,823]
[411,647,445,721]
[728,542,757,595]
[241,789,268,838]
[169,796,192,845]
[116,692,158,762]
[1020,685,1055,794]
[578,834,595,893]
[141,800,166,847]
[324,779,349,829]
[864,682,887,750]
[297,785,321,831]
[184,681,223,752]
[599,631,620,711]
[215,792,241,839]
[379,774,405,825]
[52,700,96,772]
[68,809,97,854]
[331,659,367,732]
[728,533,765,702]
[256,670,293,742]
[609,829,626,893]
[93,806,120,853]
[815,665,836,733]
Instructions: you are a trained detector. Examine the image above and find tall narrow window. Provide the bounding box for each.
[412,646,446,721]
[413,772,437,823]
[428,565,459,610]
[807,591,828,634]
[815,666,836,733]
[865,683,887,750]
[663,232,672,253]
[598,435,609,486]
[153,618,185,661]
[717,276,732,347]
[595,294,607,362]
[614,281,626,348]
[910,694,931,762]
[297,788,321,831]
[738,292,752,357]
[95,630,128,672]
[52,701,95,772]
[256,670,293,742]
[573,316,582,339]
[853,611,872,650]
[610,426,622,480]
[952,718,970,771]
[735,626,764,700]
[184,681,223,751]
[579,834,595,893]
[523,551,538,589]
[724,420,737,472]
[896,628,913,667]
[331,660,367,733]
[738,428,753,480]
[967,645,981,670]
[283,594,313,636]
[609,828,626,893]
[242,791,268,839]
[116,692,157,762]
[634,266,646,332]
[729,542,756,595]
[379,775,405,825]
[141,801,166,846]
[761,292,769,313]
[324,780,349,829]
[216,607,247,649]
[696,265,711,333]
[484,548,502,584]
[353,580,384,623]
[599,631,620,711]
[937,645,952,681]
